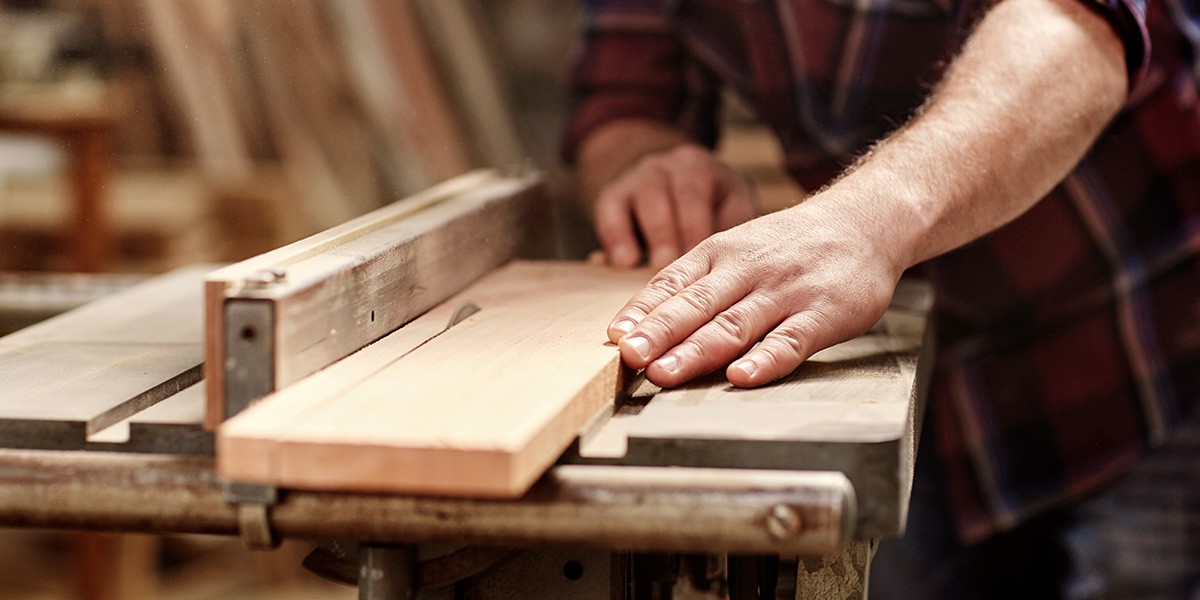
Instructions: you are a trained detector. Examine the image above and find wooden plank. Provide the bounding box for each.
[0,266,210,445]
[218,261,651,497]
[204,170,543,428]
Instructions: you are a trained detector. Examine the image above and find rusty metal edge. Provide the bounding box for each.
[0,450,852,556]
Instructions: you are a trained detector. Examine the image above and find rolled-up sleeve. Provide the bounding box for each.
[1085,0,1151,91]
[951,0,1154,94]
[560,0,720,162]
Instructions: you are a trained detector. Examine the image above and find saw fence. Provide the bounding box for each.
[0,170,933,600]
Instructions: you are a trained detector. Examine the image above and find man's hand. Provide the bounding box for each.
[591,144,757,269]
[601,0,1127,388]
[576,119,758,269]
[605,192,903,388]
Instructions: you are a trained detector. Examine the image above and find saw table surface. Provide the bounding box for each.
[0,260,932,541]
[0,265,210,453]
[0,171,934,599]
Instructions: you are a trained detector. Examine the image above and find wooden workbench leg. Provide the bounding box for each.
[71,533,160,600]
[65,126,113,272]
[794,540,877,600]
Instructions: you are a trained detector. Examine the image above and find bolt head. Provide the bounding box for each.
[245,268,288,288]
[766,504,803,540]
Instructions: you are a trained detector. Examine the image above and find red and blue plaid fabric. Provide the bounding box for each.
[563,0,1200,541]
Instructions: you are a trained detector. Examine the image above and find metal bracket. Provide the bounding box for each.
[223,299,276,420]
[223,481,281,550]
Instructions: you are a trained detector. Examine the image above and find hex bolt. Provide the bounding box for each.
[766,504,803,540]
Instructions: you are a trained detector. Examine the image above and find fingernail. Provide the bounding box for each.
[732,359,757,379]
[654,354,678,373]
[623,335,650,361]
[610,319,636,336]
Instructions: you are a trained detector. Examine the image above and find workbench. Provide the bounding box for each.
[0,170,933,599]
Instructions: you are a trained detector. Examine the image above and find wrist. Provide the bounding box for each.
[811,164,932,277]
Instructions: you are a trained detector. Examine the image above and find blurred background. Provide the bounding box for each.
[0,0,796,597]
[0,0,581,276]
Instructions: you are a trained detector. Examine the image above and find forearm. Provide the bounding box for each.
[822,0,1128,271]
[577,119,695,202]
[602,0,1132,388]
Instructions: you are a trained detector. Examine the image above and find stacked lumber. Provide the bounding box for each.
[77,0,525,234]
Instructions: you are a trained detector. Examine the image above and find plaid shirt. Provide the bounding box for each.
[563,0,1200,541]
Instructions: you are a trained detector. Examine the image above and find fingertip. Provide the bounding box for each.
[646,354,680,386]
[727,358,763,388]
[653,354,678,373]
[610,244,641,268]
[587,250,608,266]
[618,334,652,367]
[607,317,637,343]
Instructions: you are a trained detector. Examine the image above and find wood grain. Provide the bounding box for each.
[218,261,651,497]
[203,170,542,427]
[0,266,209,433]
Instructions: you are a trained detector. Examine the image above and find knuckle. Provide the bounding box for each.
[676,283,720,315]
[639,311,689,346]
[711,309,756,346]
[634,154,672,178]
[764,327,808,361]
[673,338,705,361]
[648,268,691,295]
[594,188,624,212]
[626,298,657,316]
[667,144,700,161]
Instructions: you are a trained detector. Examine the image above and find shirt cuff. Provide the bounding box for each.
[1085,0,1151,94]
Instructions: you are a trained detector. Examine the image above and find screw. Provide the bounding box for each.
[245,268,287,288]
[766,504,802,540]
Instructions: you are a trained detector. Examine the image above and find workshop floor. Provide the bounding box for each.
[0,530,354,600]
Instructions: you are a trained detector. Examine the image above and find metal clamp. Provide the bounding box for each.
[223,481,281,550]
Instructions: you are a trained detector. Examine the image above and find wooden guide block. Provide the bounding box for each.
[203,169,540,428]
[218,261,651,497]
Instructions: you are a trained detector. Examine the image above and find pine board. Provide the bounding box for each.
[218,261,651,497]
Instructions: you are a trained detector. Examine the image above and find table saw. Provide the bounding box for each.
[0,169,933,599]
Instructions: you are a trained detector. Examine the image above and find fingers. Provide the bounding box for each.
[594,187,642,267]
[607,254,713,343]
[664,148,717,251]
[592,145,744,268]
[613,267,752,371]
[595,171,683,269]
[643,296,778,387]
[715,168,760,231]
[726,312,828,387]
[629,182,682,269]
